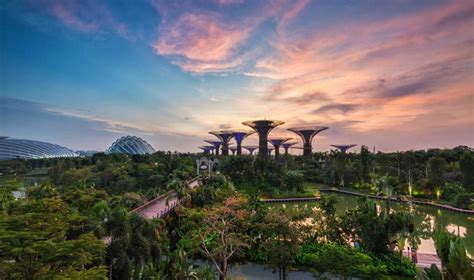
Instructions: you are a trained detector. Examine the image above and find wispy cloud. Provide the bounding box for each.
[38,0,133,39]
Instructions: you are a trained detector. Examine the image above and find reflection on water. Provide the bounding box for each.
[275,195,474,256]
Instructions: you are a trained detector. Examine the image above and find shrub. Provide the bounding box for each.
[296,243,388,278]
[452,193,472,209]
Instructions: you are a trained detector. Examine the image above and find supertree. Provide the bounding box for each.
[287,126,328,156]
[282,141,297,155]
[243,145,258,155]
[268,137,293,159]
[242,119,284,157]
[230,130,255,155]
[209,130,234,156]
[204,140,222,155]
[198,146,214,154]
[331,144,357,153]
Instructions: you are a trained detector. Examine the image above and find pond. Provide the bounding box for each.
[271,194,474,257]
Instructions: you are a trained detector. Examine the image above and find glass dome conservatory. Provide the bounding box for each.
[0,137,78,160]
[106,136,155,155]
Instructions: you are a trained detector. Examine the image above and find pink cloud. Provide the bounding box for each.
[152,0,309,74]
[43,0,132,39]
[244,0,473,136]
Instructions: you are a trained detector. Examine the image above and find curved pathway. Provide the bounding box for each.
[131,177,200,219]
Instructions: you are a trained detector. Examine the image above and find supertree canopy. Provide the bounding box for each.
[230,129,255,155]
[242,120,284,157]
[287,126,328,156]
[268,137,292,159]
[243,145,258,155]
[204,140,222,155]
[199,146,214,154]
[331,144,357,153]
[209,130,234,156]
[282,141,297,155]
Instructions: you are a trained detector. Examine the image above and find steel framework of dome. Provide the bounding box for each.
[242,120,284,157]
[0,137,78,160]
[287,126,328,156]
[204,140,222,155]
[209,130,234,156]
[230,129,255,155]
[331,144,357,153]
[106,136,155,155]
[268,137,292,159]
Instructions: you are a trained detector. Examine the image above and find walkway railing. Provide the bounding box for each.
[131,176,200,219]
[259,188,474,214]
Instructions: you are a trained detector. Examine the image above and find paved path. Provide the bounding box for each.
[319,188,474,214]
[414,253,441,268]
[132,177,199,219]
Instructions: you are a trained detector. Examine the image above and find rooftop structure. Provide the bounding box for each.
[282,141,298,155]
[287,126,328,156]
[242,119,284,157]
[268,137,292,159]
[209,130,234,156]
[231,130,255,155]
[204,140,221,155]
[0,137,78,160]
[331,144,357,153]
[243,145,258,155]
[199,146,214,154]
[107,136,155,155]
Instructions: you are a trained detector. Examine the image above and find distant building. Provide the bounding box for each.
[106,136,155,155]
[0,137,78,160]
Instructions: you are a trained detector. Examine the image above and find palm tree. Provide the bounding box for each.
[434,230,473,279]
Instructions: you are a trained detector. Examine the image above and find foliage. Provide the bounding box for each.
[460,152,474,191]
[434,230,473,279]
[0,195,106,279]
[297,243,388,279]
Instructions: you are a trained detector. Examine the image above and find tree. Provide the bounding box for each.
[427,157,446,190]
[434,230,473,279]
[359,145,370,183]
[460,152,474,191]
[188,196,249,280]
[259,208,302,280]
[0,197,106,279]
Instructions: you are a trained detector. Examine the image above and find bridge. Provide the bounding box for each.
[131,177,200,219]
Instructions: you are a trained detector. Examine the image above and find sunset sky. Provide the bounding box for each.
[1,0,473,152]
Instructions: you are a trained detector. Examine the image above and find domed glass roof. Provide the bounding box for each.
[0,137,78,160]
[106,136,155,155]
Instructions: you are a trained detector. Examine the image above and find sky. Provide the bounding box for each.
[1,0,473,153]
